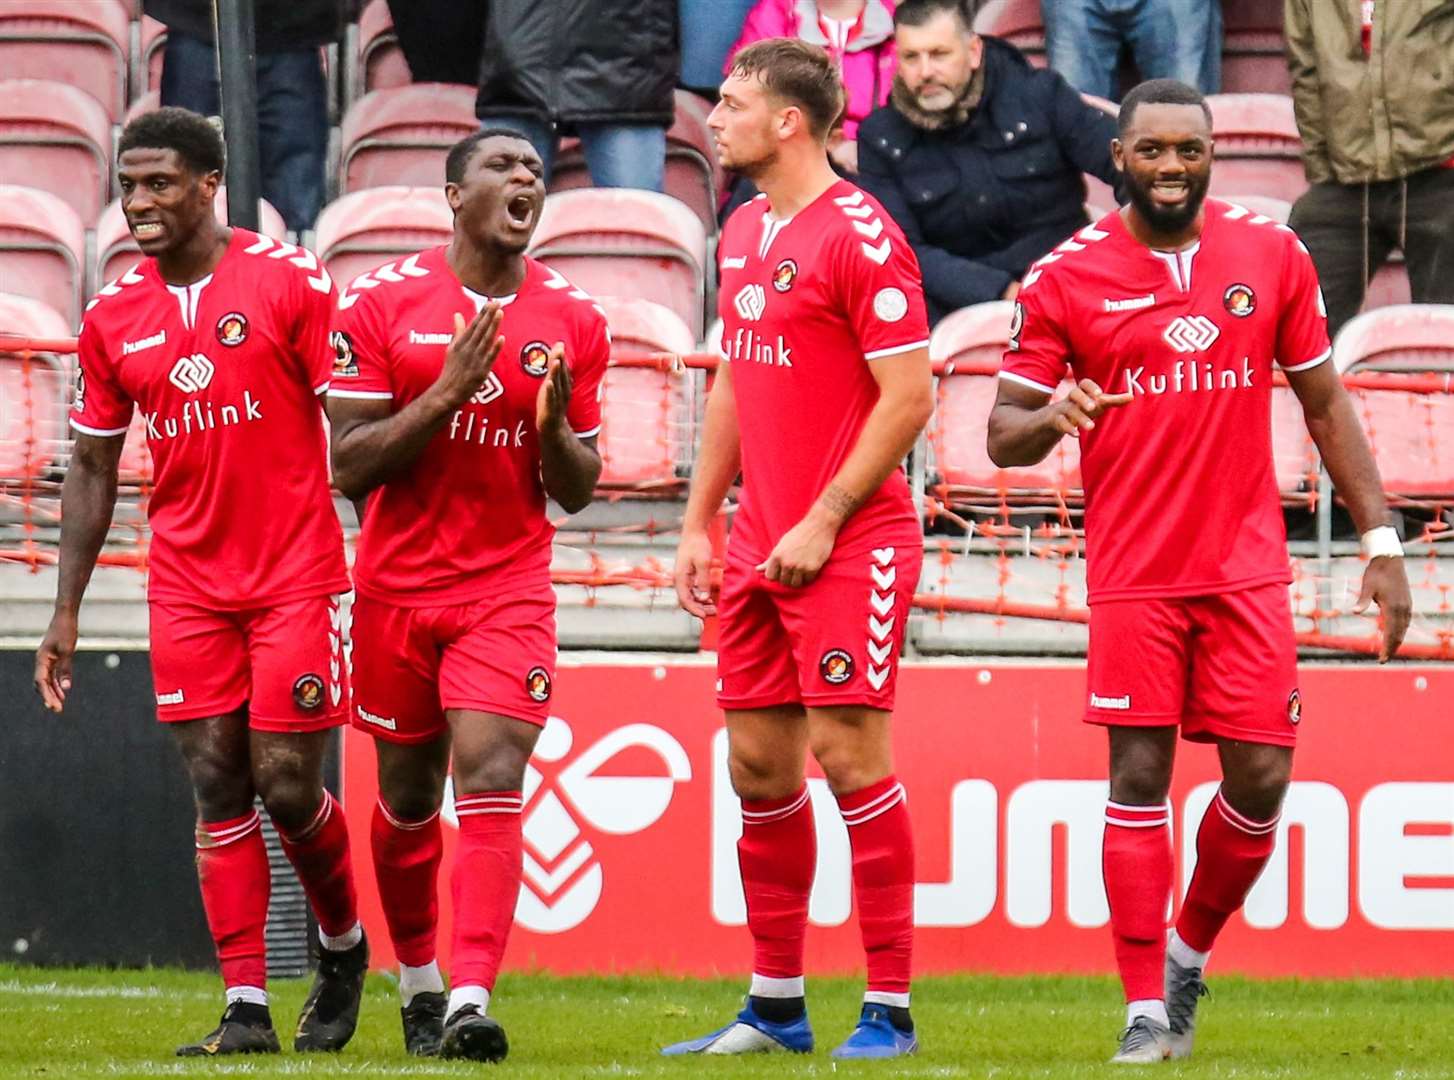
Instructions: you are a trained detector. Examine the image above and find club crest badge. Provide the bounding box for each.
[527,666,552,702]
[1223,283,1256,318]
[521,340,551,377]
[819,649,854,685]
[216,311,249,346]
[293,673,325,711]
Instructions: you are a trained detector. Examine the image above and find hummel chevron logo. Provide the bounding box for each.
[842,204,875,219]
[867,639,892,666]
[860,239,891,264]
[870,591,895,617]
[245,236,332,292]
[871,547,895,566]
[852,218,884,240]
[834,191,865,206]
[866,666,889,691]
[870,565,896,590]
[869,614,895,641]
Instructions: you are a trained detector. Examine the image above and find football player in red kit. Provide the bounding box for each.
[328,129,606,1062]
[990,79,1411,1063]
[36,109,365,1057]
[668,39,933,1060]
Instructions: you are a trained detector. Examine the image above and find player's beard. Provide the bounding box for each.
[1124,168,1210,235]
[731,141,780,183]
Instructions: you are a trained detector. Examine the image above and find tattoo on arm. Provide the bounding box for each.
[820,483,862,521]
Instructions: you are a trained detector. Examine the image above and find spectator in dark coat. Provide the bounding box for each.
[147,0,352,233]
[857,0,1123,323]
[476,0,679,191]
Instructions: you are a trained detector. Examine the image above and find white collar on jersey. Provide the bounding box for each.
[1149,242,1200,294]
[164,274,215,329]
[461,285,518,310]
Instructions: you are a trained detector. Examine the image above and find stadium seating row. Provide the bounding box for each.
[4,295,1451,504]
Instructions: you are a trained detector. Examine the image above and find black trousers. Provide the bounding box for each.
[1288,166,1454,340]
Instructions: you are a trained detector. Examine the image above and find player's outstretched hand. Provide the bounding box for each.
[439,304,505,407]
[757,517,836,589]
[674,530,716,618]
[34,610,78,713]
[535,342,571,434]
[1051,378,1133,436]
[1355,555,1413,663]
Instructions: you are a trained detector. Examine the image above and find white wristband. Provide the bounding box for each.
[1361,525,1403,560]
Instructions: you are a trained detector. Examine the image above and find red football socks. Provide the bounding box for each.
[371,798,443,967]
[739,786,816,981]
[1176,788,1280,953]
[837,775,915,1001]
[277,790,358,939]
[195,810,271,991]
[1103,801,1173,1002]
[449,791,524,991]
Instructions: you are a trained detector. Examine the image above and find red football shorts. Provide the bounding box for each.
[148,592,349,731]
[1085,582,1301,746]
[350,587,557,743]
[716,541,922,712]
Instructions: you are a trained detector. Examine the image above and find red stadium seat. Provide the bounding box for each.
[550,91,726,234]
[593,296,695,489]
[340,83,477,192]
[530,189,708,337]
[139,15,166,95]
[93,190,289,290]
[359,0,409,94]
[1362,257,1411,313]
[928,300,1081,495]
[0,184,84,325]
[314,185,452,286]
[0,1,130,121]
[1206,94,1308,203]
[123,89,160,126]
[973,0,1046,64]
[0,78,112,224]
[1221,0,1290,95]
[0,291,70,481]
[1333,305,1454,495]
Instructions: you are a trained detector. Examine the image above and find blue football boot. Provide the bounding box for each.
[830,1003,918,1059]
[661,1000,814,1056]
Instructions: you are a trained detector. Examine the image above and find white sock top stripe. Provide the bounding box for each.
[841,785,906,826]
[741,788,810,823]
[839,783,904,819]
[1106,800,1171,815]
[377,800,440,831]
[1214,792,1280,834]
[283,790,335,844]
[197,811,261,848]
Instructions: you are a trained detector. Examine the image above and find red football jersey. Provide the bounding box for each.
[717,180,930,560]
[71,228,349,608]
[329,250,608,605]
[1001,199,1332,602]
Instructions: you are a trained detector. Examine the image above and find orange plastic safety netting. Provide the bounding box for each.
[1,335,1450,660]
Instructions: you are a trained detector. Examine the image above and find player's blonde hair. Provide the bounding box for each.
[729,38,847,142]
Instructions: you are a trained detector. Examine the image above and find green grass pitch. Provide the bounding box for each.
[2,965,1452,1078]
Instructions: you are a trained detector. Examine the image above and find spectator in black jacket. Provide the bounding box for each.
[476,0,679,191]
[857,0,1123,323]
[147,0,353,234]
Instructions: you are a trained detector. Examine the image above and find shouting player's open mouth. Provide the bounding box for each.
[503,190,538,234]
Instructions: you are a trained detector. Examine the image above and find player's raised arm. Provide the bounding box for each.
[329,304,504,499]
[675,362,742,616]
[35,432,126,713]
[987,376,1134,467]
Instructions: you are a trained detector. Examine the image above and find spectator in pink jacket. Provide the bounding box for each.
[725,0,896,173]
